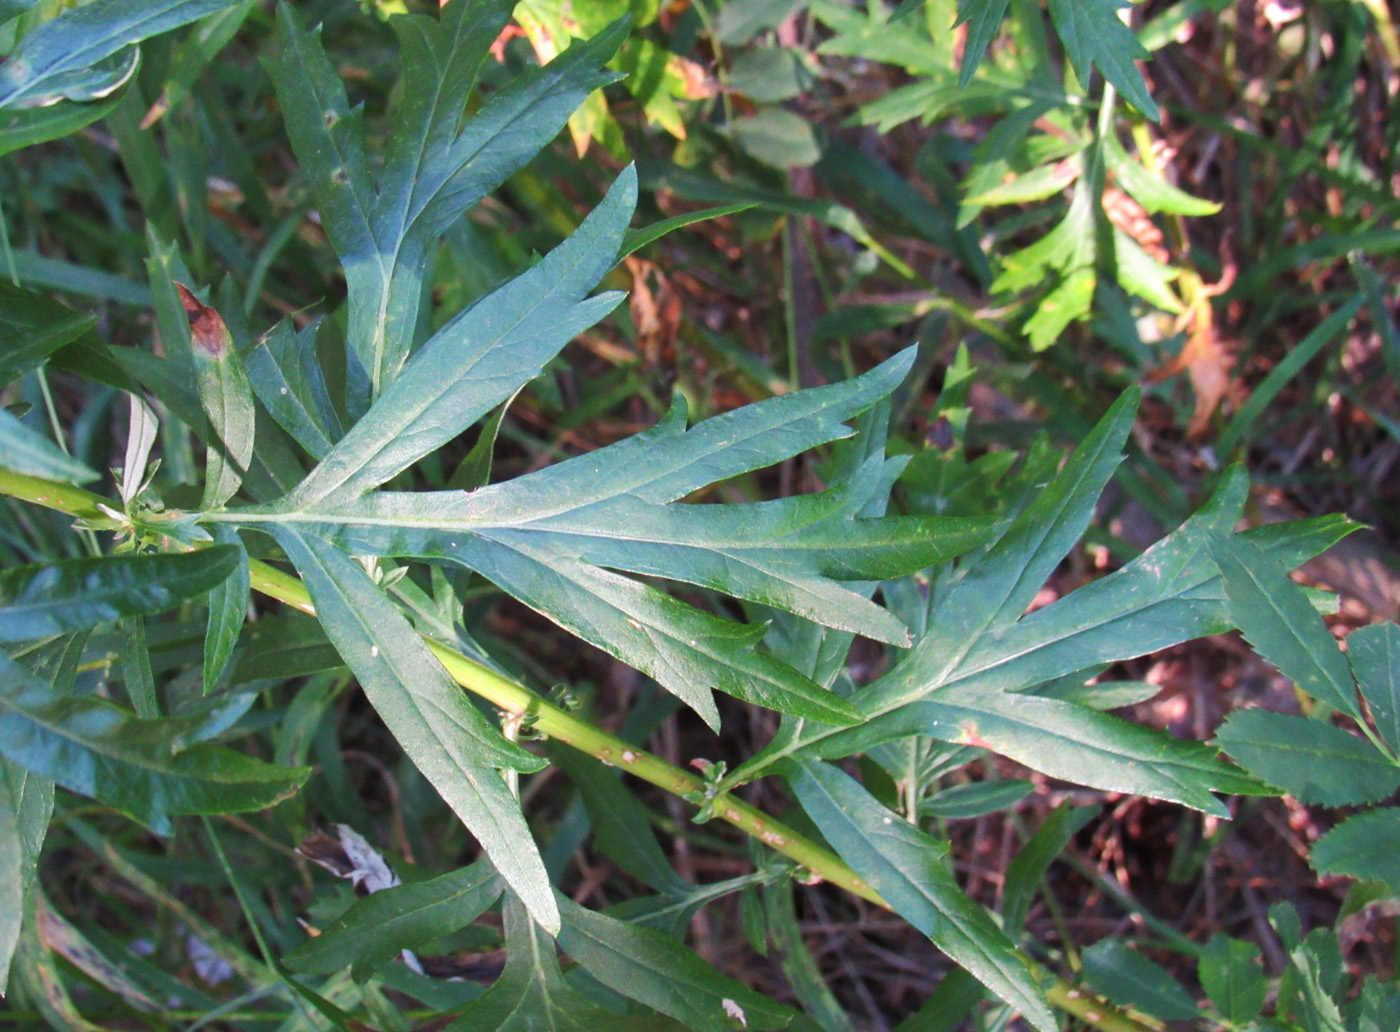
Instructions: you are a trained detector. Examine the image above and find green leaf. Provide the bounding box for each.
[556,895,794,1032]
[964,157,1081,207]
[1024,265,1096,350]
[0,86,127,159]
[1001,804,1096,938]
[269,527,558,934]
[202,526,249,693]
[0,548,239,643]
[1210,533,1362,720]
[866,388,1138,702]
[0,651,308,835]
[1080,939,1198,1022]
[1311,808,1400,899]
[0,281,98,387]
[0,406,99,484]
[0,759,52,994]
[639,161,914,278]
[1045,0,1158,119]
[1349,622,1400,755]
[549,747,689,894]
[1198,935,1266,1026]
[732,108,823,169]
[0,0,242,110]
[1289,937,1348,1032]
[284,859,502,981]
[991,179,1096,294]
[1104,135,1220,216]
[911,692,1258,816]
[619,202,755,260]
[282,166,635,507]
[251,353,990,727]
[267,2,627,396]
[742,468,1352,785]
[121,616,158,717]
[956,0,1012,85]
[785,759,1056,1032]
[919,779,1033,819]
[1218,294,1364,459]
[445,896,676,1032]
[176,285,254,509]
[1113,229,1182,314]
[1213,709,1400,806]
[728,47,813,103]
[244,319,343,460]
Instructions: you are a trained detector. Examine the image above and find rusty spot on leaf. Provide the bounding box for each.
[175,283,231,359]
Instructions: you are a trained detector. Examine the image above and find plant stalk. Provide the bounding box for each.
[1,466,1162,1032]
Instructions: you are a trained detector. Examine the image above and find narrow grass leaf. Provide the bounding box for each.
[0,282,97,386]
[919,779,1033,820]
[1214,709,1400,805]
[1218,294,1364,458]
[284,859,501,981]
[0,547,238,642]
[270,527,558,933]
[1210,533,1361,719]
[549,748,689,894]
[619,203,754,259]
[786,759,1055,1032]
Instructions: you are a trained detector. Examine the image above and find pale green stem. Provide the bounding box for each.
[3,468,1163,1032]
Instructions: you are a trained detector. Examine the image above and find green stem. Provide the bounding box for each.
[4,471,1162,1032]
